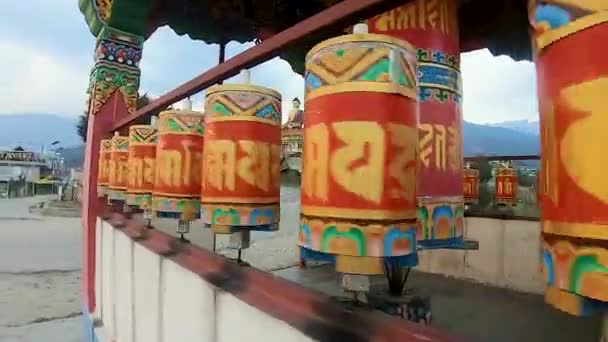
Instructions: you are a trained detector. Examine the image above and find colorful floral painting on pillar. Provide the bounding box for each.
[88,26,143,116]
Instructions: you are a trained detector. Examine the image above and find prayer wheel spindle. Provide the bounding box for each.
[201,69,282,261]
[298,23,419,296]
[152,107,204,240]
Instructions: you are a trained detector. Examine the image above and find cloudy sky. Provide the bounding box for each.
[0,0,539,124]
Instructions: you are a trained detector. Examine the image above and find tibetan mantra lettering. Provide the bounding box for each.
[299,32,419,275]
[126,124,157,208]
[419,123,461,173]
[531,0,608,313]
[154,125,203,196]
[202,84,282,230]
[301,119,417,218]
[152,110,204,219]
[369,0,456,37]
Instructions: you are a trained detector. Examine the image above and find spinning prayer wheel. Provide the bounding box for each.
[530,0,608,315]
[152,109,204,235]
[463,163,479,205]
[97,139,112,198]
[298,25,419,276]
[201,73,282,241]
[494,162,517,207]
[107,132,129,204]
[367,0,465,248]
[126,122,157,212]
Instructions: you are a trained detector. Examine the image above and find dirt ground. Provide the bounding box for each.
[0,196,82,342]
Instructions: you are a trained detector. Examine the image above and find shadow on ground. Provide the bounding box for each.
[275,265,601,342]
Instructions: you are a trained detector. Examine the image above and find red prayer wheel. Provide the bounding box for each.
[299,31,419,275]
[107,133,129,203]
[126,124,157,210]
[463,164,479,205]
[494,163,517,207]
[202,84,282,233]
[530,0,608,314]
[367,0,465,247]
[97,139,112,197]
[152,110,204,220]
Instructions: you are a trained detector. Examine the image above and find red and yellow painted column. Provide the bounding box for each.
[96,139,112,197]
[107,133,129,203]
[126,124,157,210]
[530,0,608,316]
[367,0,464,247]
[152,110,204,220]
[299,29,419,275]
[201,84,282,233]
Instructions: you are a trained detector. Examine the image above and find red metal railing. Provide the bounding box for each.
[111,0,409,132]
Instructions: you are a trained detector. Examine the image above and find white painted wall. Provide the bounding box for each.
[93,221,316,342]
[92,217,544,342]
[417,217,544,294]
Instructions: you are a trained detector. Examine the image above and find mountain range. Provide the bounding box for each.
[489,119,540,136]
[0,114,540,168]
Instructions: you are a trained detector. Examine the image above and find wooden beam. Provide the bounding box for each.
[111,0,409,132]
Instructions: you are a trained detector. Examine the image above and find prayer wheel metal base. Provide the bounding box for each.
[298,247,418,275]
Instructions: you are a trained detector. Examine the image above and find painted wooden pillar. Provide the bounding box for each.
[367,0,464,248]
[529,0,608,318]
[82,26,143,313]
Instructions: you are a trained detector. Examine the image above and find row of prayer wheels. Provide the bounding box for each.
[97,75,283,242]
[95,23,516,279]
[463,162,518,207]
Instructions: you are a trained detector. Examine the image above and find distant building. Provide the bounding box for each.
[0,150,45,198]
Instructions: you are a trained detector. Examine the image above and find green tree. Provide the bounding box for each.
[76,112,88,142]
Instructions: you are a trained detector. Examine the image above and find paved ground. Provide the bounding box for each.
[0,196,82,342]
[275,265,603,342]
